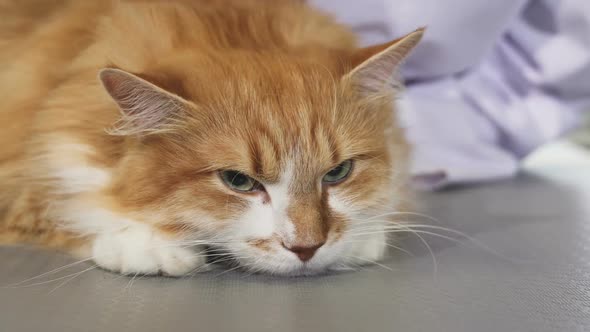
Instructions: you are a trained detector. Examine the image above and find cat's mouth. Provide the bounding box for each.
[203,245,334,276]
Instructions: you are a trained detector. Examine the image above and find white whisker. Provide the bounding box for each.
[6,257,94,287]
[346,255,393,271]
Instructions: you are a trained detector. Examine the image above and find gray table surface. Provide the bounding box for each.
[1,144,590,332]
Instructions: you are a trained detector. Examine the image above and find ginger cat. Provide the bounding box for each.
[0,0,423,276]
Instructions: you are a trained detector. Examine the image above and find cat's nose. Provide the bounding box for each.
[283,242,325,262]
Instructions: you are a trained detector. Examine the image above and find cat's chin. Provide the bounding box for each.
[213,257,322,276]
[236,261,335,277]
[211,249,337,277]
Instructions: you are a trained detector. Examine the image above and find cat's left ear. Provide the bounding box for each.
[345,28,425,94]
[99,68,191,136]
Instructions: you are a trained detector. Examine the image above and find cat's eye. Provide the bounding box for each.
[220,170,260,192]
[322,160,353,184]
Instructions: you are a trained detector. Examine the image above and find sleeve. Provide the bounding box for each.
[310,0,590,189]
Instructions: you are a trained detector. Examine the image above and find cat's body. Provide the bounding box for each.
[0,0,422,275]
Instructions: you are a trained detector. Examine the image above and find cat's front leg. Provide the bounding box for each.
[91,226,207,276]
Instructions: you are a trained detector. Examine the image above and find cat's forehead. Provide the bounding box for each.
[212,113,343,184]
[175,52,343,106]
[168,55,390,182]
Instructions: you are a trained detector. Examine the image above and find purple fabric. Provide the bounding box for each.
[311,0,590,189]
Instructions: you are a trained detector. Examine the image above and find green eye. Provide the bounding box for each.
[322,160,353,184]
[220,170,259,192]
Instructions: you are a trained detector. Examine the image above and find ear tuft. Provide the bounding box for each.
[99,68,188,136]
[346,27,425,95]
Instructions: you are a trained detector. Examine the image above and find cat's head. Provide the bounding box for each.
[99,29,423,275]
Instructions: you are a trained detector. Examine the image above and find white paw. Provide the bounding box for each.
[92,227,207,276]
[348,232,387,265]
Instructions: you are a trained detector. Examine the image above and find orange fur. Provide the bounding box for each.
[0,0,422,275]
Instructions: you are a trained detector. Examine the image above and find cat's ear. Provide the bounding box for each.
[345,28,425,95]
[99,68,190,136]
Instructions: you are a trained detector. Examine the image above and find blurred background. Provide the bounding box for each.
[313,0,590,190]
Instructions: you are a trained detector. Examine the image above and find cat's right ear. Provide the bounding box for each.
[99,68,191,136]
[344,28,424,95]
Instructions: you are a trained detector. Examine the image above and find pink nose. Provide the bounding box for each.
[283,243,325,262]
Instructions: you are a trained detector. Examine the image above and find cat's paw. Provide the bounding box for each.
[92,227,207,276]
[348,232,387,265]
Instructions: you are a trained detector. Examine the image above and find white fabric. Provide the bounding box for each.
[311,0,590,189]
